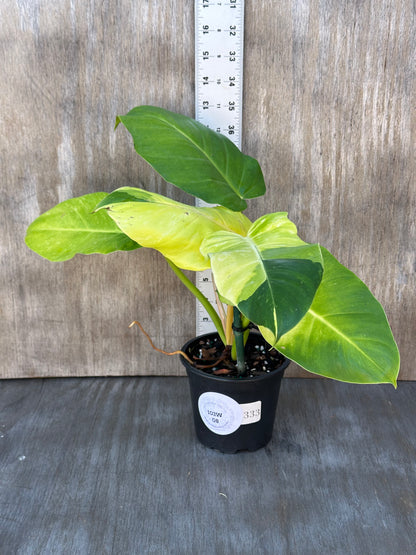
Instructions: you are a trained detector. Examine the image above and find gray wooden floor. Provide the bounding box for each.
[1,377,415,555]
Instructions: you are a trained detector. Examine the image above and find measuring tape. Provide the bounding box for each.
[194,0,245,335]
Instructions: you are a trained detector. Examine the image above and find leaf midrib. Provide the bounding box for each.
[148,114,242,198]
[308,308,386,374]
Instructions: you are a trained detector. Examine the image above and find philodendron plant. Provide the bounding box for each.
[25,106,400,385]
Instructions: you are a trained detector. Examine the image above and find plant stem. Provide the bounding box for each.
[231,313,250,359]
[225,305,234,346]
[165,258,226,345]
[233,307,246,376]
[213,279,227,333]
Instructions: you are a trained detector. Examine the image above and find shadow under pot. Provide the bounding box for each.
[180,332,290,454]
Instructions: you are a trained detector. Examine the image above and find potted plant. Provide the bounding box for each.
[25,105,400,453]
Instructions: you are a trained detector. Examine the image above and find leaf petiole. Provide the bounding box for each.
[165,257,226,345]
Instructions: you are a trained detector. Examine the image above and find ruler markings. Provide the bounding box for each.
[194,0,244,335]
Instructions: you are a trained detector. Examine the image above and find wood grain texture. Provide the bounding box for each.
[1,0,196,378]
[1,0,414,378]
[1,377,415,553]
[243,1,415,379]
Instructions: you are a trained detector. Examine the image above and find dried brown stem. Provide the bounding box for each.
[129,320,193,365]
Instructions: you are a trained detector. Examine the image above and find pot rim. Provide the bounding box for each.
[180,331,290,384]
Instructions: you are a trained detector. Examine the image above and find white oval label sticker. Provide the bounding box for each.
[198,392,242,435]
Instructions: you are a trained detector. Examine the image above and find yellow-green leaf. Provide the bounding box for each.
[263,248,400,385]
[95,187,252,270]
[25,193,140,261]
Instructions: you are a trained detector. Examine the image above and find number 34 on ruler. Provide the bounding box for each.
[195,0,244,334]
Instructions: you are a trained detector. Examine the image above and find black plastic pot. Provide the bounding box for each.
[180,332,290,454]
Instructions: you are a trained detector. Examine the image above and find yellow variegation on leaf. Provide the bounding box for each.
[95,187,251,271]
[201,212,324,341]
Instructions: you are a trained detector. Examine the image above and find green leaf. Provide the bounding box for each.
[115,105,265,211]
[25,193,140,261]
[200,212,323,340]
[95,186,252,271]
[264,248,400,385]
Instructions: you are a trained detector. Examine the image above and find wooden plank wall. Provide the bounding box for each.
[1,1,414,379]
